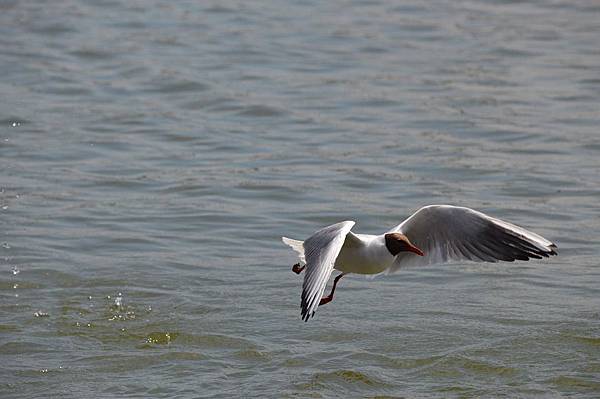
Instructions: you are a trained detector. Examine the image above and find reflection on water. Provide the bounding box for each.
[1,0,599,397]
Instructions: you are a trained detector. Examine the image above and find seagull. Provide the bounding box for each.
[282,205,557,322]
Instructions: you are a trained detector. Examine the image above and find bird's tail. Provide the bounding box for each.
[282,237,305,263]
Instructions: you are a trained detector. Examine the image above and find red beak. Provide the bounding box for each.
[408,244,424,256]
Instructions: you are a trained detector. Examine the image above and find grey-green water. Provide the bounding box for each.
[1,1,599,397]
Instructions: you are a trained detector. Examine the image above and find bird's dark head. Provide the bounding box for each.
[384,233,424,256]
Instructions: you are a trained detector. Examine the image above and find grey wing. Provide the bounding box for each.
[300,220,355,321]
[386,205,557,273]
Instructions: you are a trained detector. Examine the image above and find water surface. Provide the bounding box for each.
[1,1,599,397]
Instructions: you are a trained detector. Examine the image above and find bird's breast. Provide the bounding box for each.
[334,245,394,275]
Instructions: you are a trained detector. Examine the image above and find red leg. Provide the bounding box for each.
[292,263,305,274]
[319,273,346,306]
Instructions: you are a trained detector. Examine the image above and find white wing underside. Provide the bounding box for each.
[384,205,557,274]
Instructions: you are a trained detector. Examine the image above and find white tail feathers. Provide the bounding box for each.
[282,237,305,263]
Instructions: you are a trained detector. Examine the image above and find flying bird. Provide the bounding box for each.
[282,205,557,322]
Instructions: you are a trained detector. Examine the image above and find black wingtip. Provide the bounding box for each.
[300,305,315,322]
[301,311,311,322]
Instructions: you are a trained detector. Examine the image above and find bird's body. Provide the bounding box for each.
[282,205,557,322]
[334,234,395,275]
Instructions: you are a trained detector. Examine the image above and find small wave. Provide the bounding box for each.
[236,105,286,117]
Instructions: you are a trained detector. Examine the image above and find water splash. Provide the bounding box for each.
[11,266,19,275]
[114,292,123,310]
[108,292,136,321]
[145,332,176,345]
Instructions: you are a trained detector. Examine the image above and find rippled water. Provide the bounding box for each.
[1,1,600,397]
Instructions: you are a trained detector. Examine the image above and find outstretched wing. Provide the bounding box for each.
[299,221,355,321]
[386,205,557,273]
